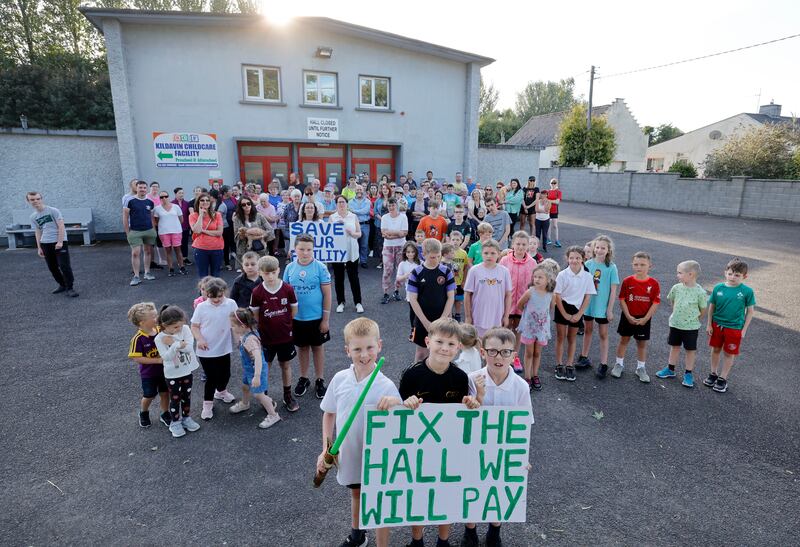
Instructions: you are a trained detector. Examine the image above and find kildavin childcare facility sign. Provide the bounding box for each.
[153,132,219,168]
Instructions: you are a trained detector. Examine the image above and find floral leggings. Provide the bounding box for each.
[167,375,193,421]
[381,245,404,294]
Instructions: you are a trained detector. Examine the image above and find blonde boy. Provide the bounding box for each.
[127,302,170,428]
[447,231,470,321]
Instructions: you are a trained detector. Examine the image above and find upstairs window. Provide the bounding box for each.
[304,71,337,106]
[359,76,390,109]
[243,65,281,102]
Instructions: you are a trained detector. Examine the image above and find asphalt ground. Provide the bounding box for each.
[1,202,798,546]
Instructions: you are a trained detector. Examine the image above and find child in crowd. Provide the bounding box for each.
[396,241,421,339]
[657,260,707,387]
[529,236,544,264]
[539,258,561,282]
[400,318,482,547]
[454,323,482,373]
[128,302,170,429]
[516,264,556,391]
[447,231,470,321]
[704,258,756,393]
[467,222,494,267]
[230,251,262,307]
[154,305,201,437]
[284,234,333,400]
[318,318,403,547]
[414,228,426,260]
[193,275,213,309]
[190,277,239,420]
[407,238,456,362]
[500,230,538,372]
[553,246,596,381]
[612,252,661,382]
[577,241,594,336]
[417,200,449,241]
[463,327,534,547]
[229,308,282,428]
[250,255,300,412]
[577,235,620,376]
[464,240,513,338]
[441,242,456,274]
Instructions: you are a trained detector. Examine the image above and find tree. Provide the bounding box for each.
[667,158,697,178]
[514,78,579,122]
[0,0,45,64]
[479,76,498,118]
[479,108,523,144]
[644,123,684,146]
[557,103,616,167]
[704,123,800,179]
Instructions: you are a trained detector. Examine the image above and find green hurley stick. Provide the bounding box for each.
[313,356,386,487]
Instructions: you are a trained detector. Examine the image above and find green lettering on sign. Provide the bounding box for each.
[505,410,529,444]
[481,409,505,444]
[389,448,412,484]
[503,448,526,483]
[503,486,524,519]
[415,449,435,483]
[361,491,382,526]
[479,448,503,480]
[365,410,388,445]
[392,408,414,445]
[418,410,443,444]
[363,448,388,486]
[440,448,462,482]
[426,488,447,521]
[456,409,479,444]
[383,490,403,524]
[406,489,425,522]
[462,487,480,518]
[481,486,502,521]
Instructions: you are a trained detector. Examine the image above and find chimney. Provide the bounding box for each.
[759,101,781,117]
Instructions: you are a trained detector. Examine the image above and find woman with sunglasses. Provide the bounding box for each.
[233,196,274,267]
[153,192,187,276]
[189,194,224,278]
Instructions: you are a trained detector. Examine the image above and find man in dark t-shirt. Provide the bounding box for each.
[123,180,157,285]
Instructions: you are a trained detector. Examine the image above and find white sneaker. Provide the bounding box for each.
[336,303,344,313]
[130,276,141,286]
[169,420,186,438]
[143,272,156,281]
[230,401,250,414]
[611,363,624,378]
[201,401,214,420]
[181,416,200,432]
[636,367,651,383]
[369,250,374,257]
[214,390,235,403]
[356,303,365,314]
[258,414,281,429]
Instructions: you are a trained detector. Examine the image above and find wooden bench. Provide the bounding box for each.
[6,208,96,250]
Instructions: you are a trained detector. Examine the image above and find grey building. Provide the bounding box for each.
[80,9,494,191]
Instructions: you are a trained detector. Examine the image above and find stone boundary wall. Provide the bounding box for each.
[479,144,541,186]
[537,166,800,223]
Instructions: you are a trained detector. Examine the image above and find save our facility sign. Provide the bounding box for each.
[307,117,339,140]
[288,221,349,262]
[360,404,531,528]
[153,132,219,168]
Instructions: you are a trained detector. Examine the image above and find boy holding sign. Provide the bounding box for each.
[318,318,404,547]
[463,327,534,547]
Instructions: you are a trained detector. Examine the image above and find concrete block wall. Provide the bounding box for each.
[478,145,540,185]
[0,129,123,241]
[741,179,800,223]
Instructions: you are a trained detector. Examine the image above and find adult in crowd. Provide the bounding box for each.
[171,187,193,265]
[406,170,417,188]
[301,184,324,217]
[409,186,428,236]
[319,186,337,219]
[298,200,320,222]
[483,186,495,209]
[534,190,552,253]
[274,189,290,256]
[447,204,475,250]
[234,195,273,266]
[287,171,303,193]
[217,186,236,271]
[423,170,435,187]
[348,185,372,268]
[485,197,512,250]
[26,191,78,297]
[188,186,204,215]
[256,193,280,256]
[466,188,485,224]
[123,180,157,286]
[372,183,392,266]
[147,181,166,269]
[453,171,467,195]
[189,193,224,278]
[547,178,563,247]
[504,178,524,231]
[153,190,186,276]
[495,181,507,209]
[329,195,364,314]
[380,197,409,304]
[122,178,137,208]
[282,189,303,255]
[520,176,539,237]
[466,176,476,194]
[341,175,358,201]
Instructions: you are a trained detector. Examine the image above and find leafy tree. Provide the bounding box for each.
[704,123,800,179]
[0,0,45,64]
[479,108,522,144]
[479,76,498,118]
[644,123,684,146]
[514,77,578,122]
[208,0,229,12]
[557,103,616,167]
[235,0,259,14]
[667,158,697,178]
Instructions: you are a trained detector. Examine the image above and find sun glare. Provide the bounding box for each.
[260,2,296,26]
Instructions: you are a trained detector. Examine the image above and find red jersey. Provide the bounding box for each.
[249,282,298,345]
[547,189,562,214]
[618,275,661,317]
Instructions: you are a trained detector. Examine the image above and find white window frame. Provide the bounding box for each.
[358,75,391,109]
[303,70,338,106]
[242,65,282,103]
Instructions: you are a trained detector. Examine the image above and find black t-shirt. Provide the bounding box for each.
[407,264,455,321]
[399,360,470,403]
[230,274,262,307]
[127,196,154,231]
[523,187,540,209]
[447,219,475,246]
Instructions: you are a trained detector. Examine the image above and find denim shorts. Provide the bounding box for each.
[141,375,168,398]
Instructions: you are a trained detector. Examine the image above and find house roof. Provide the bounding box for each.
[79,8,495,66]
[744,113,797,125]
[507,104,611,147]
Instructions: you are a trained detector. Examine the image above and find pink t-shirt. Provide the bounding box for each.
[464,263,513,330]
[500,252,537,315]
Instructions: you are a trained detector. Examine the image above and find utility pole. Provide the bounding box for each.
[587,65,596,131]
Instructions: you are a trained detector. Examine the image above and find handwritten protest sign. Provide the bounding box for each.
[288,221,348,263]
[360,404,531,529]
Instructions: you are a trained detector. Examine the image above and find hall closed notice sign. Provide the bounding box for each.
[307,117,339,140]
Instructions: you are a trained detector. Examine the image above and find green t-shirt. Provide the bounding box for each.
[467,241,483,265]
[667,283,707,330]
[708,282,755,329]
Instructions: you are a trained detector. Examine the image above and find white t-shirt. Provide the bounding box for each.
[153,204,183,235]
[396,260,417,301]
[319,365,401,486]
[380,212,409,247]
[554,267,597,307]
[154,325,200,379]
[328,211,360,262]
[469,367,534,424]
[454,346,482,374]
[190,298,238,357]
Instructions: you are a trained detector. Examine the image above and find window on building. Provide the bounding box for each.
[647,157,664,171]
[359,76,390,109]
[304,71,337,105]
[242,65,281,102]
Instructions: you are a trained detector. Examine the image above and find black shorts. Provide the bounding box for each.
[141,375,168,398]
[293,319,331,348]
[554,302,583,328]
[265,342,297,363]
[347,483,361,490]
[509,314,521,321]
[617,315,651,341]
[550,211,559,219]
[668,327,699,351]
[456,286,465,297]
[584,315,610,325]
[412,318,429,347]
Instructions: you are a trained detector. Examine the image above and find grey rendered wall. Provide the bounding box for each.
[0,130,122,239]
[478,146,540,185]
[538,166,800,222]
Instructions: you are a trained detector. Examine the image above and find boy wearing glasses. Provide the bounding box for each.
[153,191,186,276]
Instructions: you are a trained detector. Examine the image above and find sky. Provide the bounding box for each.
[265,0,799,132]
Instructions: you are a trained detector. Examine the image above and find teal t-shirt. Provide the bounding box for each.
[667,283,707,330]
[708,282,755,329]
[467,241,484,265]
[584,259,620,319]
[283,259,331,321]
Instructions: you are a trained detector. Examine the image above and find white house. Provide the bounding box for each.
[646,102,795,175]
[507,98,648,172]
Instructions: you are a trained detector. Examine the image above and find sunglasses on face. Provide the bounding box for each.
[159,195,169,199]
[242,203,252,207]
[199,198,210,202]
